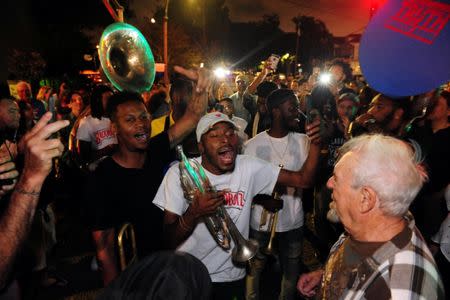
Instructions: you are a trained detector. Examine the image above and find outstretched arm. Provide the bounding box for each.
[167,66,212,148]
[0,113,68,288]
[246,60,271,96]
[277,119,322,188]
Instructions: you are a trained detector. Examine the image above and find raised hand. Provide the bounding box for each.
[305,119,322,145]
[167,66,214,148]
[20,112,69,185]
[173,65,213,94]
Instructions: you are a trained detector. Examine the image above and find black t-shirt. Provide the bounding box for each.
[408,123,450,191]
[408,124,449,240]
[426,126,450,192]
[317,123,346,184]
[85,132,173,257]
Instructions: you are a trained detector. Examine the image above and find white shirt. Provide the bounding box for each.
[229,92,255,123]
[76,115,117,151]
[153,155,280,282]
[244,131,310,232]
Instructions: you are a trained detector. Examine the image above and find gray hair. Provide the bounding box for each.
[338,134,428,217]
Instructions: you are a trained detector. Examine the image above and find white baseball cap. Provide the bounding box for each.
[196,112,236,142]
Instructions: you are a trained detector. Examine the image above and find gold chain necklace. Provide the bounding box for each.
[266,132,290,168]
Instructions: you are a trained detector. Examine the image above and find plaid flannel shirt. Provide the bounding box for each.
[320,213,445,299]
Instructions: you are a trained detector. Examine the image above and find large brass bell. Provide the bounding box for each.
[98,22,156,93]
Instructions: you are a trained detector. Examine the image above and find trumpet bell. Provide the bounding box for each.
[99,22,156,93]
[232,238,259,263]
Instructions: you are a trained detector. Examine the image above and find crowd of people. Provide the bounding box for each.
[0,57,448,300]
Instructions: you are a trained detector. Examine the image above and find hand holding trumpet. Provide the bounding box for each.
[189,189,225,218]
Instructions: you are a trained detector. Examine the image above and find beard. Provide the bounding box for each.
[326,201,341,224]
[378,109,397,130]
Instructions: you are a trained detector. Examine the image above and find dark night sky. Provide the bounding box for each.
[1,0,374,82]
[1,0,111,82]
[226,0,372,35]
[133,0,373,36]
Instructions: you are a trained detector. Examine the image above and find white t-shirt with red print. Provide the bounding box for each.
[153,155,280,282]
[76,115,117,151]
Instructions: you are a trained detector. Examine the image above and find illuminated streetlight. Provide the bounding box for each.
[150,17,156,24]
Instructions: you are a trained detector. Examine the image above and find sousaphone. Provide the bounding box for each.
[97,22,155,269]
[98,22,156,93]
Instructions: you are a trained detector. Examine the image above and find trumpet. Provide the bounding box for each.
[258,192,281,255]
[177,145,258,263]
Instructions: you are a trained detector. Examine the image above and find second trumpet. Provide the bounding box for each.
[258,192,282,255]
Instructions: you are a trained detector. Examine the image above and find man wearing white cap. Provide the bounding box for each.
[153,111,321,300]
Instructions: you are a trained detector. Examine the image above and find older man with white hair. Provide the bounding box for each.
[16,81,46,121]
[297,134,445,299]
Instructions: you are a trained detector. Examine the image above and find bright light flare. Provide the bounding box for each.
[214,67,231,79]
[319,73,332,85]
